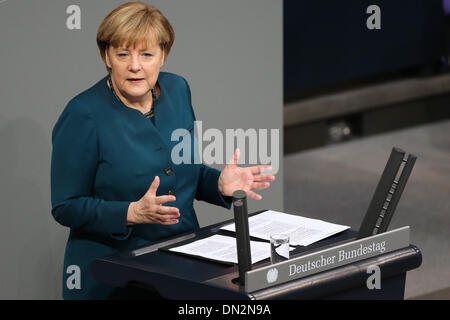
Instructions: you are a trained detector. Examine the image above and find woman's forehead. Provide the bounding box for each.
[112,33,159,48]
[114,44,159,51]
[113,38,160,50]
[110,42,159,51]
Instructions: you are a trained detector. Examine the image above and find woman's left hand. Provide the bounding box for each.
[218,149,275,200]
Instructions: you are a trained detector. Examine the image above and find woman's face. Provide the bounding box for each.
[105,42,165,103]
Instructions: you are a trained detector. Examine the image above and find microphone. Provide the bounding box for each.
[232,190,252,285]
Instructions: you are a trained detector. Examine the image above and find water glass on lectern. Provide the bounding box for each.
[270,234,290,264]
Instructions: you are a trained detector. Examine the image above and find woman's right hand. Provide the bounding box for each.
[127,176,180,226]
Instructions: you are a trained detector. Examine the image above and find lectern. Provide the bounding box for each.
[92,147,421,299]
[92,216,421,299]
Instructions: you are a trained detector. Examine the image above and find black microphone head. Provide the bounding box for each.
[232,190,247,200]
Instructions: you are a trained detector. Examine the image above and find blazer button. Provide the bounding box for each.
[165,167,173,176]
[168,190,175,196]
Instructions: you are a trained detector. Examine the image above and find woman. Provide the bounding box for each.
[51,2,275,300]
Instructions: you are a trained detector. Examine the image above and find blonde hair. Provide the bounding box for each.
[96,2,175,73]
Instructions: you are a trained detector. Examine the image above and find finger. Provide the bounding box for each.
[249,165,272,174]
[253,174,276,182]
[153,212,180,222]
[151,215,175,225]
[227,148,240,166]
[148,210,179,225]
[146,176,160,196]
[155,205,180,216]
[251,182,270,190]
[161,218,179,225]
[155,195,177,205]
[246,190,262,200]
[234,148,240,165]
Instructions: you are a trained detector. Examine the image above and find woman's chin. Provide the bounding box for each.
[124,90,149,100]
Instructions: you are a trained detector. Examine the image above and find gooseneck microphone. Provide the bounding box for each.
[232,190,252,285]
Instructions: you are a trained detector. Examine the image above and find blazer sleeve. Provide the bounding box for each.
[195,165,233,209]
[181,76,232,209]
[50,99,132,239]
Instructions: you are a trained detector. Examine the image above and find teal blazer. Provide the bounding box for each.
[51,72,232,300]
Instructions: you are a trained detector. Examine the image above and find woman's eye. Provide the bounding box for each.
[117,53,128,57]
[143,53,152,57]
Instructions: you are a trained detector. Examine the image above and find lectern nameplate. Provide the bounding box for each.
[245,226,410,292]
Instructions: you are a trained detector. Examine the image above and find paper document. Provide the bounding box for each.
[169,234,270,264]
[221,210,350,246]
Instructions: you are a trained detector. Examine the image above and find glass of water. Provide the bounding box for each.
[270,234,290,264]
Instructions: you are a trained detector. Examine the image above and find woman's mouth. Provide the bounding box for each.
[127,78,144,83]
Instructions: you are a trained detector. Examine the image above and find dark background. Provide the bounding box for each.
[285,0,446,101]
[283,0,450,154]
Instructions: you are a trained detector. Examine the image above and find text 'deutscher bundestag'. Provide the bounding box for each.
[245,226,410,292]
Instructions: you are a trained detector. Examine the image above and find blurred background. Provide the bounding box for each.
[283,0,450,299]
[284,0,449,152]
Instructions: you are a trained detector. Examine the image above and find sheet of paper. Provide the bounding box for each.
[221,210,350,246]
[169,234,271,264]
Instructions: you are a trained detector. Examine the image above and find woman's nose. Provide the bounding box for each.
[128,54,141,72]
